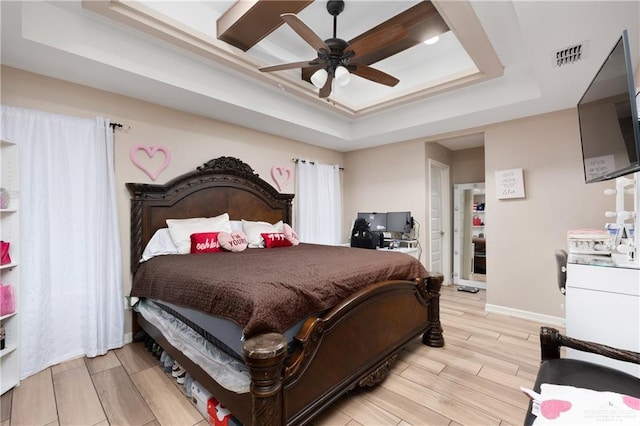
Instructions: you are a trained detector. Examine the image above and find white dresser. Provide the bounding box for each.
[566,257,640,378]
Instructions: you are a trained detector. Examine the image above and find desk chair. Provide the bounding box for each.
[555,249,567,295]
[524,327,640,425]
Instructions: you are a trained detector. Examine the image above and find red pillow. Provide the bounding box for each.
[261,232,293,248]
[190,232,222,253]
[218,231,248,252]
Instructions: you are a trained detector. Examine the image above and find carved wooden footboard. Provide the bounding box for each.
[137,274,443,426]
[277,275,444,425]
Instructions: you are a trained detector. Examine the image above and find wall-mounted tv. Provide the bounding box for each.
[578,29,640,183]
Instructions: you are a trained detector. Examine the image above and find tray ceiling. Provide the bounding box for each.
[1,1,638,151]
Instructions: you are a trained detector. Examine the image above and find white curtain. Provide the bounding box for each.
[294,161,342,244]
[1,105,124,378]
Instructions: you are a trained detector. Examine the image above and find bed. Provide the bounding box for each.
[127,156,444,425]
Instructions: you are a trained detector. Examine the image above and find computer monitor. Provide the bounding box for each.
[386,211,413,234]
[357,212,387,232]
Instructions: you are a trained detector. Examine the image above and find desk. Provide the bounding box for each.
[383,239,418,249]
[376,247,419,260]
[566,257,640,378]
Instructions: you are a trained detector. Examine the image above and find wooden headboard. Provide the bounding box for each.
[126,157,294,273]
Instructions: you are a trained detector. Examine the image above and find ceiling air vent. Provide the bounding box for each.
[553,42,588,68]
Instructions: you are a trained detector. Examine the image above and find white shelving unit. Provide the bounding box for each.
[1,139,19,395]
[453,183,486,288]
[471,210,485,236]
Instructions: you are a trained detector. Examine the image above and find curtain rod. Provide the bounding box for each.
[109,122,131,131]
[292,158,344,171]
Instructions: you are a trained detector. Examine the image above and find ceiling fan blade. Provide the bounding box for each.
[319,73,334,98]
[351,64,399,87]
[281,13,330,53]
[344,25,407,62]
[259,60,319,73]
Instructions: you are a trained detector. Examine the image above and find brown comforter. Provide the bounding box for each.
[131,243,428,337]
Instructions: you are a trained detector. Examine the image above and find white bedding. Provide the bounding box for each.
[136,299,251,393]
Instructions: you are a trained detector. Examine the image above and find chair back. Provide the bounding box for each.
[555,249,568,294]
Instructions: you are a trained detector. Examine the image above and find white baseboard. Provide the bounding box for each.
[124,332,133,345]
[485,303,565,327]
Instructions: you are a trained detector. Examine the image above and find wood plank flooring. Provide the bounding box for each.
[0,286,556,425]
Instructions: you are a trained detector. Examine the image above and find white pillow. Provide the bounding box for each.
[242,220,284,248]
[141,228,178,262]
[167,214,232,254]
[230,220,243,233]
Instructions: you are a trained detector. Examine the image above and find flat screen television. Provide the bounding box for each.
[578,29,640,183]
[386,211,413,234]
[357,212,387,232]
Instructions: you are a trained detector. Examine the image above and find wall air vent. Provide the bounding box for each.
[553,41,588,68]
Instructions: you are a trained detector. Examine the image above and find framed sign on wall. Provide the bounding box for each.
[495,168,525,199]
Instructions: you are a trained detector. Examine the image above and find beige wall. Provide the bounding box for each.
[484,109,612,320]
[2,65,623,327]
[0,66,344,292]
[344,140,452,266]
[452,146,485,184]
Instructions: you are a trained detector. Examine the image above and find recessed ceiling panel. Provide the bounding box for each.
[126,0,490,116]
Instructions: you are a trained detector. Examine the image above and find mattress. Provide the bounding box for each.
[152,299,314,360]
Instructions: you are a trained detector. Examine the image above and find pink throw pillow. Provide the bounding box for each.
[283,223,300,246]
[190,232,222,253]
[218,231,248,252]
[261,232,293,248]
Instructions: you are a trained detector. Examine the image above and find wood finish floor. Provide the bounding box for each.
[0,285,557,426]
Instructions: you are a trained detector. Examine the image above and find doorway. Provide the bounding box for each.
[428,159,451,283]
[453,182,486,289]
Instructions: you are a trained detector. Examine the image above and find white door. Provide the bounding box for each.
[428,160,451,283]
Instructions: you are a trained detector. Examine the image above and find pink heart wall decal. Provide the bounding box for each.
[271,165,291,192]
[130,145,172,181]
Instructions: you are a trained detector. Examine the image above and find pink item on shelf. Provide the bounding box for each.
[0,283,15,316]
[1,241,11,265]
[0,188,9,209]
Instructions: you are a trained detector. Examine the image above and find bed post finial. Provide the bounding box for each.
[422,273,444,347]
[243,333,288,425]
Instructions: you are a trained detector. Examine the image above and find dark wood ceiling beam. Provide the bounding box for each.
[217,0,314,52]
[302,1,449,82]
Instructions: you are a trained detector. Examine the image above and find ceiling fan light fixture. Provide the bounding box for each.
[311,68,328,88]
[334,65,351,86]
[423,35,440,45]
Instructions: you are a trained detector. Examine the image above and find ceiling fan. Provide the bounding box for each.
[258,0,407,98]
